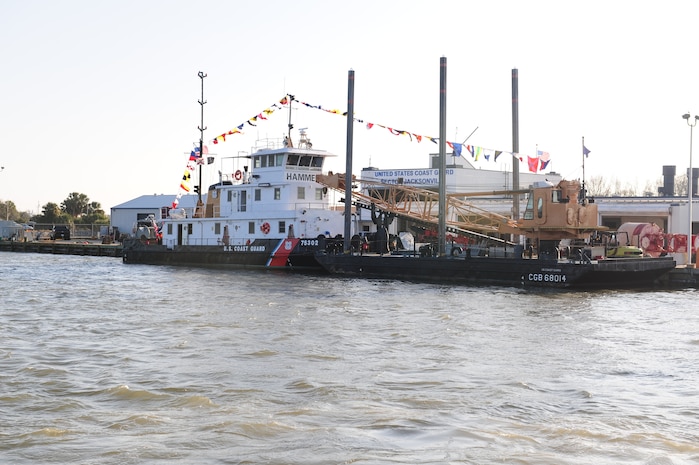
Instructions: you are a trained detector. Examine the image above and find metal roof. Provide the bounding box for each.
[111,194,205,210]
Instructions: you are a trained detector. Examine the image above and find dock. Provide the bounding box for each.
[0,240,123,257]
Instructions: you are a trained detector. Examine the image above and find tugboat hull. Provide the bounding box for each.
[123,237,327,270]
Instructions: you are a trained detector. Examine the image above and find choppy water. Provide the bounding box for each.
[1,251,698,464]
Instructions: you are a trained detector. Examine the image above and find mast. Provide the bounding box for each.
[438,57,447,256]
[197,71,207,208]
[344,70,355,252]
[582,136,586,202]
[287,94,294,145]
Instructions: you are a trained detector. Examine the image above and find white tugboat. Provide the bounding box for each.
[123,129,351,269]
[123,72,352,269]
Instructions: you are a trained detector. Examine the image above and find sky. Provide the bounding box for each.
[2,0,699,214]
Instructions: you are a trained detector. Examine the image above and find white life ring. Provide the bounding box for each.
[234,170,243,181]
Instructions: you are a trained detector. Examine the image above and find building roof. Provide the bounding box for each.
[111,194,204,210]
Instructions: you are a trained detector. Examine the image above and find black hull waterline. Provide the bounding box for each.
[313,253,677,289]
[122,237,326,270]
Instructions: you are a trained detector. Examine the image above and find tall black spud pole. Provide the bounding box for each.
[511,68,520,222]
[438,57,447,256]
[344,69,355,252]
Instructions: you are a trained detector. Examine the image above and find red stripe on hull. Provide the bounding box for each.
[267,238,300,267]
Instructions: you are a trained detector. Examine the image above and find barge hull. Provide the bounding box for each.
[313,253,676,289]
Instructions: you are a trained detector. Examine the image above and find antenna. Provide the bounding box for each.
[461,126,478,144]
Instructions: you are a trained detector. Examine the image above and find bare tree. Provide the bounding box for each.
[642,177,662,197]
[585,175,612,196]
[676,173,688,196]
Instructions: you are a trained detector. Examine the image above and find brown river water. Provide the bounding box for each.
[1,252,698,464]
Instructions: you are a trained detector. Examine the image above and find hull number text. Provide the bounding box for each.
[528,273,567,283]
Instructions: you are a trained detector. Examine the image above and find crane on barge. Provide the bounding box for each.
[316,173,607,250]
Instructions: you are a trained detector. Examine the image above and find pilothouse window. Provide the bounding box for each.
[524,194,534,220]
[312,157,323,168]
[287,154,299,166]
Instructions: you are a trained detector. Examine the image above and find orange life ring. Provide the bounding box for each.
[260,222,271,234]
[234,170,243,180]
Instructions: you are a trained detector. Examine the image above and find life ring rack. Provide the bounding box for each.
[260,222,271,234]
[234,169,243,181]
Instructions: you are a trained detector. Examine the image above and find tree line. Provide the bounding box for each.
[0,192,110,225]
[586,174,683,197]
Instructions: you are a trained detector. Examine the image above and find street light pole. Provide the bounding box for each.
[0,167,5,220]
[682,113,699,267]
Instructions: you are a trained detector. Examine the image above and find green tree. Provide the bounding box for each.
[0,200,17,221]
[75,201,109,225]
[38,202,71,224]
[61,192,90,217]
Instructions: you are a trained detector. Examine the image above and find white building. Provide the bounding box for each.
[110,194,203,239]
[361,154,562,195]
[0,220,24,240]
